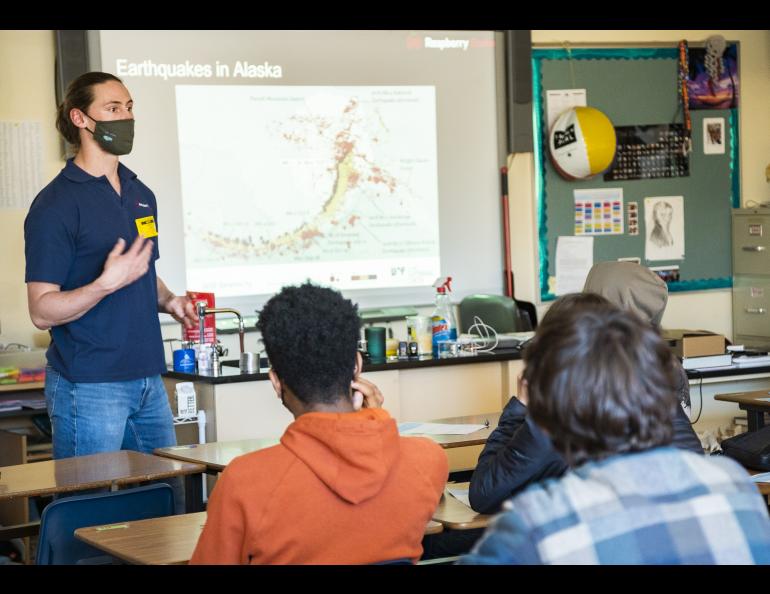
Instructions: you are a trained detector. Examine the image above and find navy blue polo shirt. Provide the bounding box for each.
[24,159,166,382]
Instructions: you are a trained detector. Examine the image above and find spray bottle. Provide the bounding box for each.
[431,277,458,357]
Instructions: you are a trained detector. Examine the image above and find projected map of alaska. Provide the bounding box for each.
[177,86,438,254]
[175,85,440,295]
[202,98,400,257]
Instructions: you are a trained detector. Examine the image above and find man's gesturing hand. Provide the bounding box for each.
[96,236,155,293]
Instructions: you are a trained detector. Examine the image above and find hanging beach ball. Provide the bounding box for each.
[549,106,617,180]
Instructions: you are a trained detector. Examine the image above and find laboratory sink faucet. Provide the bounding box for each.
[196,302,246,355]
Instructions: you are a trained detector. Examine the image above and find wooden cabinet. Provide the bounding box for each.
[0,383,49,564]
[0,382,51,463]
[0,429,32,563]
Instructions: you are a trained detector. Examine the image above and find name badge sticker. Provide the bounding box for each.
[135,215,158,238]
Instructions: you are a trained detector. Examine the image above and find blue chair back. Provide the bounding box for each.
[36,483,175,565]
[514,299,538,330]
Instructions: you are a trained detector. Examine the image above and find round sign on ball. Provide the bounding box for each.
[549,106,617,180]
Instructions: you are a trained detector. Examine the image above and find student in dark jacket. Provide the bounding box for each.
[469,263,703,514]
[461,298,770,565]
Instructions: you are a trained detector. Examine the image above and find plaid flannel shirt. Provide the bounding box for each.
[460,446,770,564]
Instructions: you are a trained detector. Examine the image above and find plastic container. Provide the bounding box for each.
[431,277,458,357]
[365,326,387,364]
[385,327,399,360]
[196,343,216,374]
[407,315,433,358]
[173,348,196,373]
[437,340,460,359]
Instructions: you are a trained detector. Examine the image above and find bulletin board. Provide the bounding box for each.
[532,46,740,302]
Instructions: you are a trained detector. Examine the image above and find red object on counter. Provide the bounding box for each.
[183,291,216,344]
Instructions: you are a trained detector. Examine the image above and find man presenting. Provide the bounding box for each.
[24,72,197,459]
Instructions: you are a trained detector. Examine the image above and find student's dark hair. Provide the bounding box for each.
[257,282,361,405]
[523,296,678,466]
[56,72,123,148]
[540,291,608,325]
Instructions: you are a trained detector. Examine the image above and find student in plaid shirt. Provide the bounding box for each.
[460,295,770,565]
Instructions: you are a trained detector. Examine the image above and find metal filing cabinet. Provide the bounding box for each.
[732,209,770,349]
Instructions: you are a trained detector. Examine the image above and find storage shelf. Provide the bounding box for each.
[172,416,199,426]
[0,382,44,393]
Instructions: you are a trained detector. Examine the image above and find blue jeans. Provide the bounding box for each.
[44,366,177,458]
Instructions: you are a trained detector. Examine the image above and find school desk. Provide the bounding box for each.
[74,512,444,565]
[0,450,205,539]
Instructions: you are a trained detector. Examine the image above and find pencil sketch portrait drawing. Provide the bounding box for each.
[650,201,674,247]
[644,196,684,262]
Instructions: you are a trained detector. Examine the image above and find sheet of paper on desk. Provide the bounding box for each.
[733,355,770,366]
[751,472,770,484]
[447,487,471,507]
[398,423,487,435]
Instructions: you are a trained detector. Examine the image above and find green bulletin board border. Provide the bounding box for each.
[532,47,740,302]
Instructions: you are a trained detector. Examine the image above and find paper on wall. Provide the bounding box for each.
[546,89,587,132]
[0,121,44,209]
[644,196,685,261]
[555,236,594,295]
[703,117,726,155]
[574,188,624,235]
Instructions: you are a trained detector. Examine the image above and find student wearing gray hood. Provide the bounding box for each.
[467,262,703,516]
[583,261,693,414]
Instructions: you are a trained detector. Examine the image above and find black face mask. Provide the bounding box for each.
[83,111,135,155]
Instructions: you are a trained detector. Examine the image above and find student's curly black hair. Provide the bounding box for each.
[257,282,361,405]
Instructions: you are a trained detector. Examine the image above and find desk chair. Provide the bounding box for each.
[459,294,535,334]
[36,483,174,565]
[514,299,538,331]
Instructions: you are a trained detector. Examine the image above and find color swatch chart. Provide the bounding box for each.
[574,199,623,235]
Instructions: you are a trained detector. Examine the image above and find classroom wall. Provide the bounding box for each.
[0,31,61,348]
[2,30,769,350]
[514,30,770,339]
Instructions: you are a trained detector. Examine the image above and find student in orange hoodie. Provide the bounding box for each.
[190,282,449,564]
